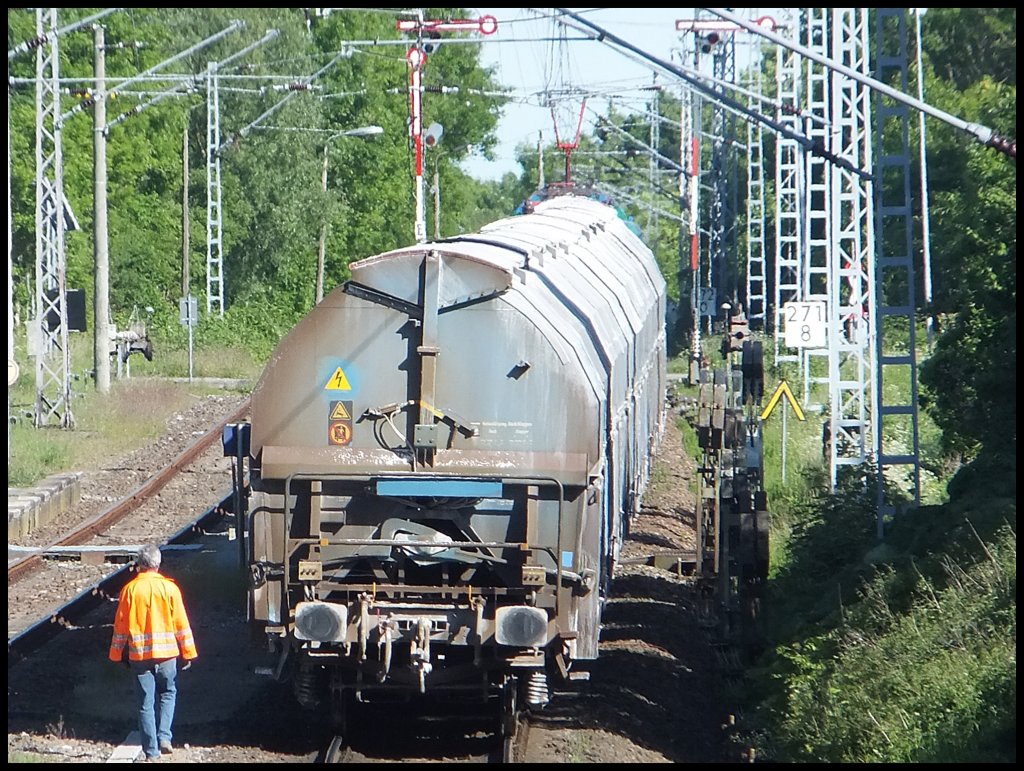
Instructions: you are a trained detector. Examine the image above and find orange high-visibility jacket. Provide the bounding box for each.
[109,571,198,662]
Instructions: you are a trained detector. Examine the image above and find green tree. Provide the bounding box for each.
[7,8,508,352]
[916,8,1016,464]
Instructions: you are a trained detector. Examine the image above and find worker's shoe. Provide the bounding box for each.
[159,741,173,755]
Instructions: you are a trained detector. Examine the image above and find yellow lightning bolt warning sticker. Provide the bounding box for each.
[324,366,352,391]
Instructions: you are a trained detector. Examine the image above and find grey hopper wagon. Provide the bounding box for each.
[231,194,667,721]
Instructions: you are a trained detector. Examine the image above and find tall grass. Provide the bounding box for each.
[8,379,196,486]
[760,525,1015,762]
[731,323,1015,762]
[9,329,256,487]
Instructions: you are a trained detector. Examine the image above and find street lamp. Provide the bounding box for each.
[316,125,383,304]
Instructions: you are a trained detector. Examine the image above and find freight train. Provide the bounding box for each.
[225,194,667,733]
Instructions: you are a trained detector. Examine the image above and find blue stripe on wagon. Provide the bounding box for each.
[376,479,503,498]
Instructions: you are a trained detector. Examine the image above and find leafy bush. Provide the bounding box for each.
[760,527,1015,763]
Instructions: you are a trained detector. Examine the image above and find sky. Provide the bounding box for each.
[457,8,772,181]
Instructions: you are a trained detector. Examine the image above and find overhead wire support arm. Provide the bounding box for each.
[591,108,687,175]
[595,40,831,132]
[59,20,246,126]
[8,8,122,60]
[701,7,1016,159]
[684,64,832,130]
[551,8,873,181]
[217,47,352,154]
[104,28,280,134]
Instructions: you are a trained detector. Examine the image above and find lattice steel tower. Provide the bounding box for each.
[33,8,73,428]
[206,62,225,317]
[772,9,805,368]
[825,8,876,489]
[873,8,921,531]
[744,37,767,330]
[800,9,832,409]
[708,26,737,317]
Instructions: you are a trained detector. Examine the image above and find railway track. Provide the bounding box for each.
[9,392,732,764]
[7,494,234,667]
[318,706,532,763]
[8,397,250,668]
[7,398,250,585]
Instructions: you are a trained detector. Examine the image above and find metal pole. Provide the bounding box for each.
[7,79,12,461]
[316,142,329,305]
[537,130,544,188]
[781,398,787,485]
[432,164,440,239]
[409,44,426,243]
[914,9,934,350]
[182,122,189,299]
[93,23,110,394]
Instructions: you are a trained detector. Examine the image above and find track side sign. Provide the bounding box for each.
[783,301,826,349]
[760,380,805,422]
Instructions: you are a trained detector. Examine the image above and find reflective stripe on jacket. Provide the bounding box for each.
[108,570,198,662]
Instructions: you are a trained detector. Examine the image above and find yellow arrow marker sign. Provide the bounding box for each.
[760,380,806,422]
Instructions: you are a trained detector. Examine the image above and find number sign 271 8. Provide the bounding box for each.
[783,301,826,348]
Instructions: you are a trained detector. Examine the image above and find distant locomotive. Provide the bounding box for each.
[227,195,667,730]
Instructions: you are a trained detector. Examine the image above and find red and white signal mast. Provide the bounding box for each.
[396,13,497,243]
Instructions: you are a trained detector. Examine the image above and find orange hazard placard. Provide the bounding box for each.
[328,421,352,446]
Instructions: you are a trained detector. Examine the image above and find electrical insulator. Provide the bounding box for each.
[988,135,1016,158]
[65,88,93,99]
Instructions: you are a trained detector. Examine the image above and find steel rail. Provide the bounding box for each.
[7,494,233,668]
[7,398,250,584]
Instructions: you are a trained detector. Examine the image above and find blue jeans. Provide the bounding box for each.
[130,657,177,759]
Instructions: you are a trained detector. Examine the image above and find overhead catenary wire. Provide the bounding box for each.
[59,20,246,126]
[701,6,1016,159]
[549,7,873,181]
[217,47,353,154]
[104,28,280,133]
[589,105,687,176]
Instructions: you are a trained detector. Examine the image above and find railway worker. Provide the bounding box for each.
[109,544,198,762]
